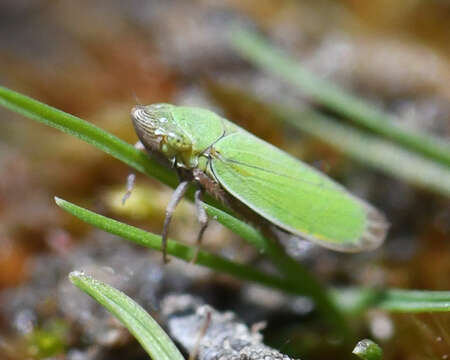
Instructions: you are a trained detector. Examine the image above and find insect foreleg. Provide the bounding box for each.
[161,180,190,263]
[122,141,146,205]
[121,173,136,205]
[191,188,209,263]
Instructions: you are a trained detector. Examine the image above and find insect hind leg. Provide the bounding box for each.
[191,188,209,264]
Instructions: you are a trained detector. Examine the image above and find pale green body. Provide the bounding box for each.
[131,104,388,252]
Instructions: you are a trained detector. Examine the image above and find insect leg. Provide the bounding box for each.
[121,173,136,205]
[191,188,209,264]
[188,310,211,360]
[122,141,146,204]
[161,180,190,263]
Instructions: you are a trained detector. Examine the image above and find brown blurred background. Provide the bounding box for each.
[0,1,449,359]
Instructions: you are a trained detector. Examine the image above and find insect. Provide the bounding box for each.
[127,103,388,263]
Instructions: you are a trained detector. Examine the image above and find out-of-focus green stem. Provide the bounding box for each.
[276,105,450,197]
[333,288,450,314]
[230,28,450,167]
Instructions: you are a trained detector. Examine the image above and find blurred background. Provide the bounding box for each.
[0,1,449,359]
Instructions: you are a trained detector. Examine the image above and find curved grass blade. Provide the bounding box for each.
[56,196,352,337]
[55,197,296,295]
[69,271,184,360]
[4,86,449,341]
[0,86,347,333]
[230,28,450,167]
[59,197,450,331]
[0,86,177,187]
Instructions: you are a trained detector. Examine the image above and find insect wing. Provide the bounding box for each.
[211,132,387,252]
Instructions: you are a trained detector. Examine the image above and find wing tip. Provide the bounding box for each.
[334,204,389,253]
[303,204,389,253]
[359,204,389,251]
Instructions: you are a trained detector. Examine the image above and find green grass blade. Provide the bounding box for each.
[202,203,350,336]
[5,86,449,343]
[59,197,450,320]
[230,29,450,167]
[0,86,225,209]
[0,86,346,332]
[379,289,450,312]
[0,86,177,188]
[56,197,351,336]
[334,288,450,314]
[55,197,296,295]
[276,105,450,197]
[69,271,184,360]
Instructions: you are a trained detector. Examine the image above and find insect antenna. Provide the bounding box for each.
[131,90,143,106]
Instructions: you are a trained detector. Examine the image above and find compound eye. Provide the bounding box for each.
[167,132,191,151]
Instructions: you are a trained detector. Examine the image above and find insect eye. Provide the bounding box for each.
[167,133,191,151]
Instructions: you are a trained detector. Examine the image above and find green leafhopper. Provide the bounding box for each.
[130,104,388,262]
